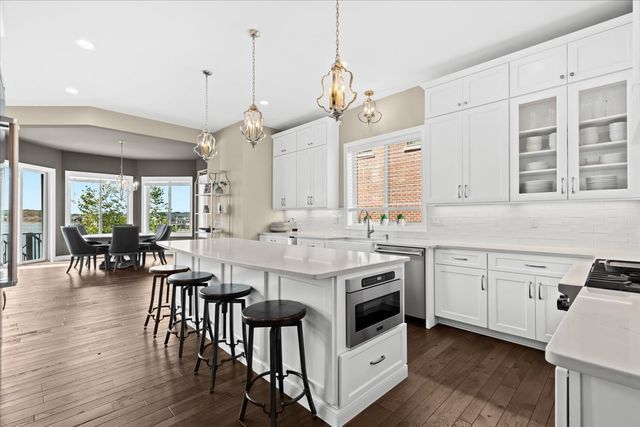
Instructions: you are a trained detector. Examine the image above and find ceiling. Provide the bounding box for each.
[20,126,196,160]
[0,0,632,133]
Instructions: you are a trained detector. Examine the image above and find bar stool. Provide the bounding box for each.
[239,300,316,426]
[164,271,213,357]
[144,264,190,337]
[194,282,252,392]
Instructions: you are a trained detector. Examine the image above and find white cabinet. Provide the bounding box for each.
[271,117,339,209]
[567,69,638,199]
[272,153,296,210]
[462,101,510,202]
[510,46,568,96]
[428,100,509,204]
[425,64,508,118]
[536,277,565,342]
[297,238,326,248]
[488,271,537,340]
[510,87,568,201]
[426,113,463,203]
[567,24,633,83]
[434,263,487,327]
[259,234,292,244]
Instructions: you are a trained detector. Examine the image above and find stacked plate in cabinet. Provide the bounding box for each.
[522,180,554,193]
[586,175,618,191]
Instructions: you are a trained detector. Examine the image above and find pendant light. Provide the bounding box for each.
[316,0,357,121]
[358,90,382,125]
[117,140,138,199]
[194,70,218,161]
[240,29,266,147]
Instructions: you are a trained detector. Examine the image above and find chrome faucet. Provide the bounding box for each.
[358,209,375,239]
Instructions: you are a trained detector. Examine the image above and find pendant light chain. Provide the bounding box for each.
[251,34,256,105]
[335,0,340,62]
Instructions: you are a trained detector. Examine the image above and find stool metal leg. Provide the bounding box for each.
[195,301,209,374]
[276,327,284,398]
[269,326,278,427]
[240,300,248,358]
[144,275,157,329]
[179,286,188,358]
[239,324,254,421]
[208,302,221,393]
[194,287,200,335]
[297,321,317,416]
[153,276,165,337]
[229,302,236,357]
[164,285,177,346]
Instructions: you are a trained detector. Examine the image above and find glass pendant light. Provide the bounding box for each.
[194,70,217,160]
[240,29,266,147]
[316,0,357,121]
[117,140,138,199]
[358,90,382,125]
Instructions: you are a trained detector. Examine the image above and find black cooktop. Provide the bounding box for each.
[585,259,640,293]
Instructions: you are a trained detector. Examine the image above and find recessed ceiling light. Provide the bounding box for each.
[259,100,269,106]
[75,39,95,50]
[65,87,79,95]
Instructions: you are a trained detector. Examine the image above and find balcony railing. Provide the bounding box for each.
[2,232,43,263]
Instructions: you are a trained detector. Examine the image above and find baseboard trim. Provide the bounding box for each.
[436,318,547,351]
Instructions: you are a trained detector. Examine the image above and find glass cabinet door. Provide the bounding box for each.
[510,87,568,201]
[568,70,635,199]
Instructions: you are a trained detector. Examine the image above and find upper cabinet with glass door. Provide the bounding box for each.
[567,70,637,199]
[510,87,568,201]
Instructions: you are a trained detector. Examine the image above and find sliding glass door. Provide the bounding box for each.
[18,165,49,263]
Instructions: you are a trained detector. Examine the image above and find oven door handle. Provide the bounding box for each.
[375,248,424,257]
[370,355,386,366]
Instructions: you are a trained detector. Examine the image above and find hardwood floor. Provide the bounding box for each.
[1,259,555,426]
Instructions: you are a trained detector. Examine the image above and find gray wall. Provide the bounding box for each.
[20,139,201,256]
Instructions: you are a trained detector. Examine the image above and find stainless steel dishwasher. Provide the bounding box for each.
[374,244,425,320]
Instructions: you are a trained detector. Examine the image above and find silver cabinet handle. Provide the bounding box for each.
[307,142,313,146]
[528,281,534,299]
[481,274,485,291]
[464,185,469,198]
[452,257,468,261]
[538,283,543,300]
[463,101,468,105]
[457,102,462,107]
[457,185,462,199]
[370,355,386,365]
[2,291,6,311]
[281,148,287,153]
[560,74,565,79]
[307,196,311,205]
[310,195,314,205]
[571,177,576,194]
[569,72,575,77]
[525,264,547,269]
[561,177,565,194]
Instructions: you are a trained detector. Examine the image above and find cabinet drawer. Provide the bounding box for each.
[339,324,406,407]
[296,123,327,151]
[488,252,585,277]
[273,133,297,157]
[435,249,487,269]
[259,235,291,244]
[297,238,326,248]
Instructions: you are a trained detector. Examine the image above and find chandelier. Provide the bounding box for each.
[194,70,217,160]
[316,0,357,121]
[117,140,138,198]
[358,90,382,125]
[240,29,266,147]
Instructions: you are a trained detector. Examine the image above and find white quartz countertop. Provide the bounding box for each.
[546,284,640,390]
[159,238,408,280]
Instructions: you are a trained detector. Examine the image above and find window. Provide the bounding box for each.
[65,171,134,233]
[344,127,424,227]
[141,177,192,236]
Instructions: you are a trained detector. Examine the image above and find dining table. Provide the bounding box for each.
[83,232,155,269]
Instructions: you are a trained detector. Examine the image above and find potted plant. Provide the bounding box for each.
[380,214,389,226]
[396,213,406,226]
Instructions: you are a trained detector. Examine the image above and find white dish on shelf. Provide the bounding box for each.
[525,160,549,171]
[600,152,627,164]
[525,136,543,152]
[609,121,627,141]
[580,126,599,145]
[522,179,554,193]
[548,132,557,149]
[586,175,618,191]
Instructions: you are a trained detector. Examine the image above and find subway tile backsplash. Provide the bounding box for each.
[284,200,640,252]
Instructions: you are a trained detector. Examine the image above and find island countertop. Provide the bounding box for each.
[159,238,409,280]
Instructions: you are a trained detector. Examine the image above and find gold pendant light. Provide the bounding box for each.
[194,70,218,161]
[240,29,266,147]
[316,0,357,121]
[358,90,382,125]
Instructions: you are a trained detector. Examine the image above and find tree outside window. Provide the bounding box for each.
[70,177,130,233]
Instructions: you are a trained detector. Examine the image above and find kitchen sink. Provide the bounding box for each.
[325,237,386,252]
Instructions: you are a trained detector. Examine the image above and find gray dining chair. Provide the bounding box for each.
[109,225,142,271]
[140,224,171,265]
[75,224,102,246]
[60,226,109,274]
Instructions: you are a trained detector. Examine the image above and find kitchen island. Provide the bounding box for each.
[159,238,409,426]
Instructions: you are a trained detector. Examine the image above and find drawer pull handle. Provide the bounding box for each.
[529,281,534,299]
[481,274,485,291]
[538,283,543,300]
[370,355,386,366]
[525,264,547,269]
[452,257,468,261]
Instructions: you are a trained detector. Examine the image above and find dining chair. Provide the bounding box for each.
[75,224,102,246]
[140,225,171,265]
[109,225,142,271]
[60,226,109,274]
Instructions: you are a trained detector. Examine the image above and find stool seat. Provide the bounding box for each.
[168,271,213,285]
[199,283,251,301]
[242,300,306,327]
[149,264,190,275]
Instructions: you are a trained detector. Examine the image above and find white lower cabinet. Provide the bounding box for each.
[258,235,291,244]
[297,238,326,248]
[435,263,487,327]
[488,271,537,340]
[536,277,565,342]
